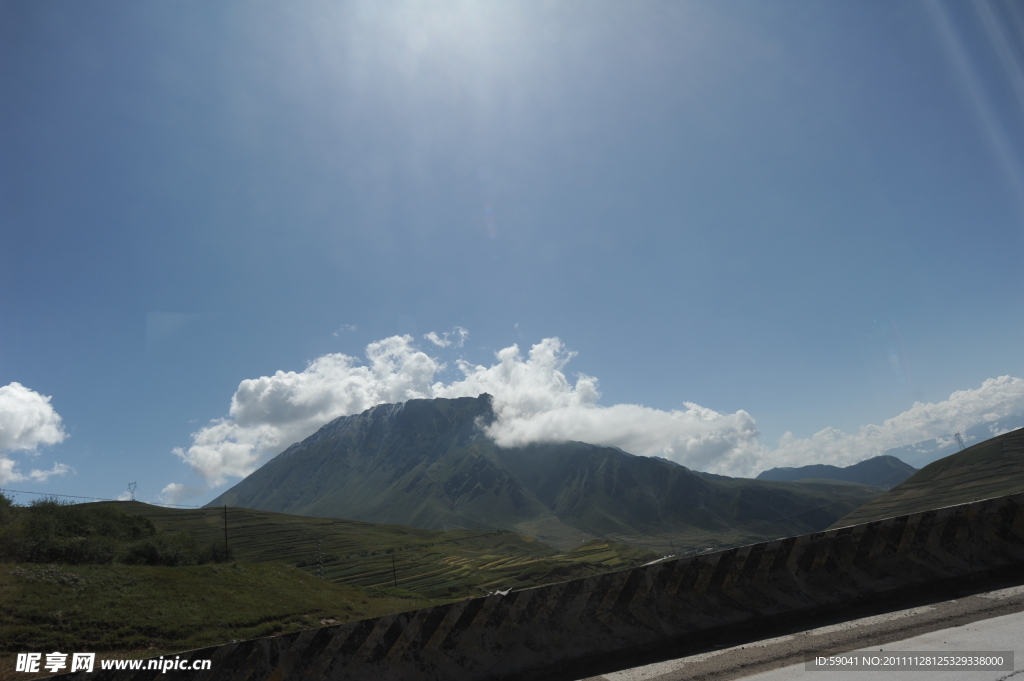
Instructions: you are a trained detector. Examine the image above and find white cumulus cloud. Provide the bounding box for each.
[0,382,70,484]
[0,460,74,485]
[158,482,207,506]
[26,462,74,483]
[0,456,20,485]
[0,382,67,452]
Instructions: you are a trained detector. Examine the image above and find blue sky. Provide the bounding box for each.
[2,0,1023,506]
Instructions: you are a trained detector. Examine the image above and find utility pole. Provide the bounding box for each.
[954,432,965,451]
[317,536,324,579]
[392,554,397,588]
[223,505,229,559]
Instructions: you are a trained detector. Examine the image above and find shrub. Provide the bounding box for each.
[0,499,238,567]
[0,491,14,525]
[0,499,189,566]
[200,540,234,564]
[122,531,203,566]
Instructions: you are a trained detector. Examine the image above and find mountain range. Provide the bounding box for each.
[756,455,916,490]
[207,394,880,552]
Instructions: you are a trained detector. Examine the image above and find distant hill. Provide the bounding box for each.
[831,426,1024,527]
[756,455,916,490]
[208,395,880,552]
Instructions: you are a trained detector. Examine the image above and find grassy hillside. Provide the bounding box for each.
[622,478,881,553]
[104,501,657,598]
[497,443,882,553]
[1,498,657,679]
[0,496,228,567]
[0,561,433,681]
[831,427,1024,527]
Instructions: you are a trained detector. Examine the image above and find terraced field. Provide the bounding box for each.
[102,502,657,599]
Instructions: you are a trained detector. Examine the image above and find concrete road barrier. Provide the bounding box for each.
[55,493,1024,680]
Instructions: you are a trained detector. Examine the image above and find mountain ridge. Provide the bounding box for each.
[756,455,916,490]
[208,395,880,551]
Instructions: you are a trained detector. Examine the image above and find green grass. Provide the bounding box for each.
[0,561,431,680]
[1,502,657,679]
[103,502,656,598]
[604,479,882,555]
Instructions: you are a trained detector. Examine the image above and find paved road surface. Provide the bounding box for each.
[575,583,1024,681]
[742,607,1023,681]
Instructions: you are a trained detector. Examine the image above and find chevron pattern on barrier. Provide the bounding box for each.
[56,492,1024,681]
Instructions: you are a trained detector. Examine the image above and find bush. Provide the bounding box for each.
[0,491,15,531]
[11,534,122,565]
[202,540,234,563]
[122,531,198,566]
[0,499,213,566]
[0,498,241,567]
[121,534,235,566]
[19,498,156,542]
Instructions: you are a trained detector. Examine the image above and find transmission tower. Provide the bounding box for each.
[127,482,137,501]
[954,432,965,451]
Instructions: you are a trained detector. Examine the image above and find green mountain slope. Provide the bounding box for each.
[208,396,582,545]
[755,455,916,490]
[494,443,879,550]
[209,395,881,552]
[831,427,1024,527]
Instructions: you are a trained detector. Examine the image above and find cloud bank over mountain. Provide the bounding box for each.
[0,382,70,484]
[170,333,1024,492]
[431,341,762,475]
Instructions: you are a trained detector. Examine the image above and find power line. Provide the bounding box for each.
[0,488,202,508]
